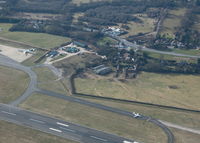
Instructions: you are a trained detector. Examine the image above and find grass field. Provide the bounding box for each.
[20,93,167,143]
[170,128,200,143]
[193,15,200,32]
[75,72,200,110]
[0,120,77,143]
[0,23,71,49]
[77,97,200,130]
[33,67,67,94]
[72,0,111,5]
[145,51,198,63]
[22,50,47,66]
[160,8,187,38]
[0,66,29,104]
[122,14,155,37]
[97,37,118,47]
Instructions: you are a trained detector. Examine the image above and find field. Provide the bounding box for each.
[33,67,67,94]
[170,128,200,143]
[77,97,200,130]
[75,72,200,110]
[193,15,200,32]
[10,12,62,20]
[22,50,47,66]
[20,93,167,143]
[0,23,71,49]
[122,14,156,37]
[145,51,198,63]
[0,120,77,143]
[54,53,100,76]
[160,8,187,38]
[72,0,112,5]
[0,66,29,104]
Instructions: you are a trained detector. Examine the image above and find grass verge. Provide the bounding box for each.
[33,67,67,94]
[20,93,167,143]
[0,66,29,103]
[76,97,200,130]
[0,120,77,143]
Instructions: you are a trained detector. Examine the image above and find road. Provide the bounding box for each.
[0,103,133,143]
[0,54,37,105]
[114,36,200,59]
[159,120,200,135]
[0,54,174,143]
[37,89,174,143]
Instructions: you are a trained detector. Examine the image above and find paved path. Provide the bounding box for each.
[0,54,38,106]
[160,120,200,135]
[114,36,200,59]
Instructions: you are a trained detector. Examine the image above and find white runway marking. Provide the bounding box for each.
[90,136,107,142]
[1,111,16,116]
[56,122,69,127]
[49,128,62,133]
[29,118,45,124]
[60,127,75,133]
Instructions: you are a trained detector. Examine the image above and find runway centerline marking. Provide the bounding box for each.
[60,127,75,133]
[49,128,62,133]
[56,122,69,127]
[1,111,16,116]
[90,136,107,142]
[29,118,45,124]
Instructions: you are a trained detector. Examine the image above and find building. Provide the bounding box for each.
[92,65,112,75]
[46,51,58,58]
[73,41,87,48]
[95,67,112,75]
[64,47,80,53]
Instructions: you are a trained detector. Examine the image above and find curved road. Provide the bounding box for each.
[0,54,174,143]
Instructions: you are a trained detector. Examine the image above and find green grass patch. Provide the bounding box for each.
[75,72,200,110]
[0,66,29,103]
[0,23,71,49]
[33,67,67,94]
[160,8,187,38]
[20,93,167,143]
[77,97,200,130]
[122,14,155,37]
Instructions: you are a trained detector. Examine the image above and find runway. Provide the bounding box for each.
[0,103,134,143]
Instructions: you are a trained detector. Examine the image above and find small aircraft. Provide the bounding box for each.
[132,112,141,118]
[19,48,35,55]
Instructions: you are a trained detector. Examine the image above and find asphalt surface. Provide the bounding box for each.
[0,54,174,143]
[0,103,133,143]
[38,89,174,143]
[114,36,200,59]
[0,54,37,105]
